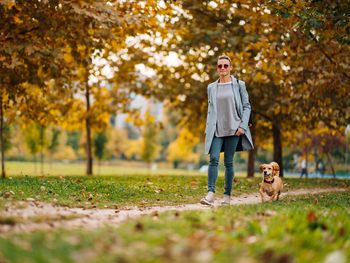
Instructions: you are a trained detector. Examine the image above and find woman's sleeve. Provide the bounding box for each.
[238,81,251,131]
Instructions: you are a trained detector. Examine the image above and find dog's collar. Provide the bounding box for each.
[264,178,274,184]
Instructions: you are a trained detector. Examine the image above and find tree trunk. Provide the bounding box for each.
[247,124,256,177]
[40,125,44,176]
[98,159,101,175]
[313,147,319,176]
[247,150,255,177]
[86,85,93,175]
[34,155,37,174]
[272,118,283,177]
[305,147,309,178]
[49,153,53,171]
[0,93,5,178]
[326,151,336,178]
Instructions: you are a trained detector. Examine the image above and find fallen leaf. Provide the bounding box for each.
[135,222,144,232]
[307,211,317,222]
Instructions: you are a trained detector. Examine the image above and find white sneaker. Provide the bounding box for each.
[221,194,231,205]
[200,191,214,205]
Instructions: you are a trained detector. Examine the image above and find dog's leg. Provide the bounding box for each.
[259,190,265,203]
[263,193,270,203]
[271,193,278,202]
[260,193,264,203]
[276,191,281,201]
[271,191,281,201]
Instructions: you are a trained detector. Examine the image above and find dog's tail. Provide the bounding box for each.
[270,162,280,177]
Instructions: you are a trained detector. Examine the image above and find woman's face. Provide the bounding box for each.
[217,58,231,77]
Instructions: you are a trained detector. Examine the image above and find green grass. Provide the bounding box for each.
[0,191,349,263]
[5,161,205,176]
[1,175,349,209]
[5,160,350,177]
[0,175,251,209]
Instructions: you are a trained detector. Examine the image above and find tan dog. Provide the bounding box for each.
[259,162,283,202]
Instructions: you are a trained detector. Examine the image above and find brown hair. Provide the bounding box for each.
[218,55,231,65]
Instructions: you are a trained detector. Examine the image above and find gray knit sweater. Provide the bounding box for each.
[215,82,241,137]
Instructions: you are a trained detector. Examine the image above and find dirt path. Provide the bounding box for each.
[1,187,348,234]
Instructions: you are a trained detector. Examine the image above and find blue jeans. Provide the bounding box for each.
[208,135,240,195]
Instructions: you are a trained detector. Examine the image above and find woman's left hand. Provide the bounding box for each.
[235,128,245,136]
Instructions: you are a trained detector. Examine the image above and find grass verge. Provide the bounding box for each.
[0,191,349,263]
[1,175,349,209]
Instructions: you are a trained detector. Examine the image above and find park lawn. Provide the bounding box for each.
[0,175,349,209]
[5,161,204,176]
[0,191,349,263]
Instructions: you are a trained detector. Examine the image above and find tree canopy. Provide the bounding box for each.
[0,0,348,176]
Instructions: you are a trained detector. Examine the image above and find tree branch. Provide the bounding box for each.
[1,26,40,43]
[308,31,350,79]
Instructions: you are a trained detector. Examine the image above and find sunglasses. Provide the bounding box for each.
[217,64,229,69]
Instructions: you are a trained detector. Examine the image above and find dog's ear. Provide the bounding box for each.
[270,162,280,173]
[259,164,265,172]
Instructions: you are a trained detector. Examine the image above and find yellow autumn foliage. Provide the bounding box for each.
[52,146,77,161]
[167,128,199,163]
[124,139,143,160]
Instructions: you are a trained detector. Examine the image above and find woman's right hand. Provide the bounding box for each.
[235,128,245,136]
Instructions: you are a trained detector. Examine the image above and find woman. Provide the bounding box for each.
[201,55,254,205]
